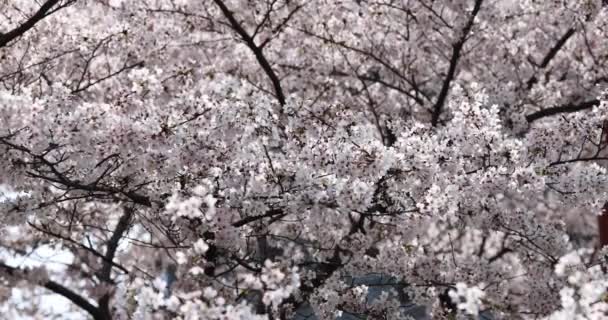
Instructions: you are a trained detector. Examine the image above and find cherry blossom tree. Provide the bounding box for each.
[2,1,608,319]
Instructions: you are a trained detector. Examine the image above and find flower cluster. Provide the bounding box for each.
[1,1,608,319]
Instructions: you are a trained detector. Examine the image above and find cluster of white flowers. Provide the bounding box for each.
[2,0,608,319]
[546,249,608,320]
[448,282,486,316]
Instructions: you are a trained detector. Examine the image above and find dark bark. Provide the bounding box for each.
[431,0,484,126]
[1,262,107,320]
[526,28,575,89]
[212,0,286,106]
[0,0,69,48]
[599,206,608,248]
[525,99,599,123]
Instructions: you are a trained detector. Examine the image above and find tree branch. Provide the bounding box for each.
[525,99,600,123]
[0,0,68,48]
[232,208,286,228]
[1,262,104,320]
[212,0,286,106]
[302,30,431,105]
[0,136,154,207]
[526,28,576,89]
[98,207,133,283]
[27,221,130,274]
[430,0,483,126]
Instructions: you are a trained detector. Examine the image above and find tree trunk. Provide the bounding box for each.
[598,203,608,248]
